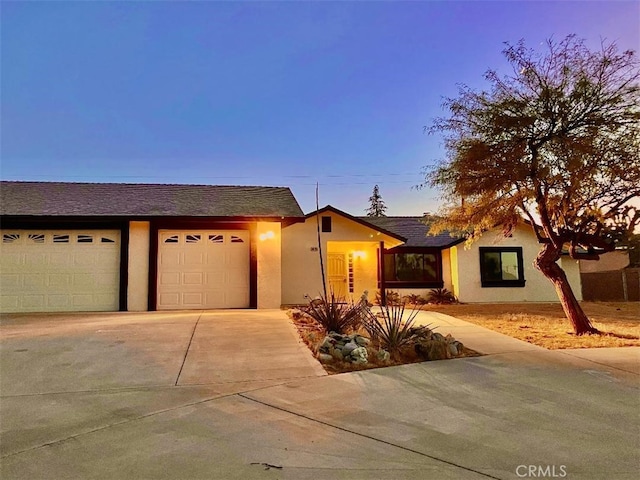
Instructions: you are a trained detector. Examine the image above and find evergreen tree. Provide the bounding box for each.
[366,185,388,217]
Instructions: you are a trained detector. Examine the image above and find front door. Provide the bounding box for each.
[327,253,347,299]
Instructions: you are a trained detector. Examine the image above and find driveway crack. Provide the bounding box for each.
[556,350,640,376]
[238,393,503,479]
[174,311,203,386]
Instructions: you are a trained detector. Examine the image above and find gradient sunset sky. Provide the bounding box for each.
[2,1,639,215]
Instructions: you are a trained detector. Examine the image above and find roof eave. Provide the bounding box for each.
[305,205,407,243]
[0,214,306,225]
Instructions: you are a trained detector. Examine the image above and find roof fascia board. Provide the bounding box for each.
[388,236,466,251]
[1,215,304,223]
[305,205,407,243]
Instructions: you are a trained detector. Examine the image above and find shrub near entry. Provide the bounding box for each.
[427,288,457,304]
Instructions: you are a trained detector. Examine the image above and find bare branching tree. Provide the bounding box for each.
[424,35,640,335]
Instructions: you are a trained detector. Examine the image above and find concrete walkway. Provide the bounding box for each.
[1,310,638,479]
[415,310,640,383]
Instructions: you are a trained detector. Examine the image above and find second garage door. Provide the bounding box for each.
[157,230,250,310]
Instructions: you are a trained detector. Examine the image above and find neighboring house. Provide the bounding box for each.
[0,181,583,314]
[579,250,630,273]
[579,249,638,302]
[0,181,304,313]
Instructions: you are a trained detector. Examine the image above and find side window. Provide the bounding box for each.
[479,247,525,287]
[321,216,332,233]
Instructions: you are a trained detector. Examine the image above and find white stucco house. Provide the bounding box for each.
[0,181,581,313]
[281,205,582,305]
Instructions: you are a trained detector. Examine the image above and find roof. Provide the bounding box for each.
[0,181,304,218]
[358,216,463,248]
[305,205,406,242]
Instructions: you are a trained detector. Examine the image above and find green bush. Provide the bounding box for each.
[403,293,427,305]
[374,289,402,305]
[427,288,457,304]
[303,292,364,334]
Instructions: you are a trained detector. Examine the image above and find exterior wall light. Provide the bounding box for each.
[259,231,275,241]
[353,250,366,259]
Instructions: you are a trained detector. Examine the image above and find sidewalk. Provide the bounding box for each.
[414,310,640,384]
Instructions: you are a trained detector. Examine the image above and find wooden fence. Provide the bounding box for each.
[581,268,640,302]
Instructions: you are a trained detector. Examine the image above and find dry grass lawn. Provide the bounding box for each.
[423,302,640,349]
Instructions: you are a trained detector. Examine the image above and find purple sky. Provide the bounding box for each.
[2,1,638,215]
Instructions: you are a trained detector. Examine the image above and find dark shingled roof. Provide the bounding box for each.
[0,181,304,218]
[358,216,463,248]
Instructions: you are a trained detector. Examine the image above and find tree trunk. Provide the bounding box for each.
[534,243,599,335]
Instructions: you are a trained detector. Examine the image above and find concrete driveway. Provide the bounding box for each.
[1,310,639,479]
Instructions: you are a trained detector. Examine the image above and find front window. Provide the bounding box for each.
[479,247,525,287]
[383,250,442,287]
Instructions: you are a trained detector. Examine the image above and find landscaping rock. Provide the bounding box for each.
[432,332,445,342]
[321,337,335,350]
[409,325,433,340]
[428,340,450,360]
[351,347,368,364]
[377,349,391,363]
[317,333,373,365]
[318,353,333,363]
[341,341,359,355]
[406,324,468,361]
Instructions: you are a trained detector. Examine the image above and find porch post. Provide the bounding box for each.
[379,241,386,306]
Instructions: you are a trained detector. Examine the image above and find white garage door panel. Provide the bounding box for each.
[157,230,250,310]
[24,295,46,308]
[0,230,120,313]
[159,292,180,307]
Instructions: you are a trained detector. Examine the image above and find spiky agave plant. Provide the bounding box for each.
[361,303,422,359]
[303,291,364,334]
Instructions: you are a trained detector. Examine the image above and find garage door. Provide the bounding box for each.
[0,230,121,313]
[157,230,250,310]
